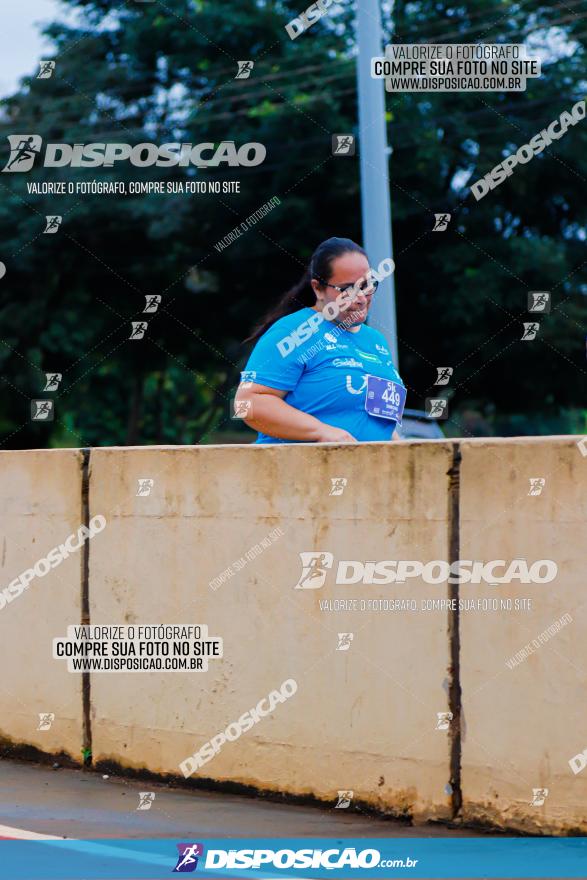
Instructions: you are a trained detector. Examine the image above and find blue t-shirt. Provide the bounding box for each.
[242,307,404,443]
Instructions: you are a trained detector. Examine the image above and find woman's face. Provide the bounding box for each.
[312,251,373,326]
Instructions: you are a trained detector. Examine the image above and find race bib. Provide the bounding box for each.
[365,374,407,424]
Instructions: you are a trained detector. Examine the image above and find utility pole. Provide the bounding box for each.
[356,0,399,366]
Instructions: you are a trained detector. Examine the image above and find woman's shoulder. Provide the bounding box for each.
[257,307,314,340]
[359,323,392,353]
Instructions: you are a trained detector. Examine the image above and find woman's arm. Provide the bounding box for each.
[235,383,357,443]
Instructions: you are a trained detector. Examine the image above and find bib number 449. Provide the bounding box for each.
[365,374,407,423]
[382,384,401,407]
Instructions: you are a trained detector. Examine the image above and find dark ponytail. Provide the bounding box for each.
[245,236,367,344]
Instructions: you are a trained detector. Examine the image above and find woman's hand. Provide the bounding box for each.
[314,424,357,443]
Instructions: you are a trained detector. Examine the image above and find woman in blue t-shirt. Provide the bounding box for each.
[236,237,404,444]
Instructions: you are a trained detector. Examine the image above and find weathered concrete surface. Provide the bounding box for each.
[0,759,490,838]
[88,443,455,823]
[459,437,587,834]
[0,451,84,761]
[2,438,585,834]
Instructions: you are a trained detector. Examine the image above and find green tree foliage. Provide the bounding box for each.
[0,0,585,447]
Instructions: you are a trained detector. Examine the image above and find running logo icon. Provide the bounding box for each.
[31,400,54,421]
[332,135,355,156]
[530,788,548,806]
[44,216,62,234]
[528,478,546,496]
[528,291,551,313]
[426,398,448,419]
[236,61,254,79]
[137,792,155,810]
[521,322,539,341]
[295,552,334,589]
[436,711,453,730]
[435,367,453,385]
[37,61,56,79]
[329,477,347,496]
[233,399,252,419]
[43,373,62,391]
[37,712,55,731]
[173,843,204,872]
[130,321,148,340]
[2,135,42,173]
[432,213,451,231]
[144,295,161,313]
[337,633,354,651]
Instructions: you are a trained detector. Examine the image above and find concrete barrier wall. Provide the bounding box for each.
[0,450,84,760]
[459,437,587,834]
[88,442,455,823]
[0,438,585,833]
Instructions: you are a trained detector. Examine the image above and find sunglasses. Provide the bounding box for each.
[315,276,380,296]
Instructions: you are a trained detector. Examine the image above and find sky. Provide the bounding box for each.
[0,0,63,98]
